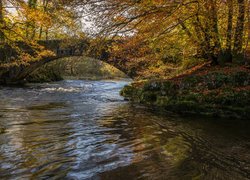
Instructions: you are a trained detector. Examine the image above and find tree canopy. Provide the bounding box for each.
[0,0,249,78]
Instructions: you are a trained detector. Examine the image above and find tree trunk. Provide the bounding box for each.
[203,0,220,65]
[244,0,250,62]
[38,26,43,39]
[26,0,38,40]
[210,0,221,52]
[193,13,207,57]
[0,0,4,43]
[39,0,49,40]
[233,0,246,54]
[225,0,234,62]
[0,0,5,63]
[45,29,48,40]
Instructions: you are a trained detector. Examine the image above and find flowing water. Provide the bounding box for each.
[0,80,249,180]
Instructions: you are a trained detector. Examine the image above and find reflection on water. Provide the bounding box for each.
[0,80,249,179]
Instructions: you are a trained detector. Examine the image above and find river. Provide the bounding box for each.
[0,80,249,179]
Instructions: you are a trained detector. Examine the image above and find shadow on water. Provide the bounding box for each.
[0,80,249,179]
[95,105,250,180]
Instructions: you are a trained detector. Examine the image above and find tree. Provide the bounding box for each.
[0,0,4,43]
[77,0,248,65]
[233,0,246,54]
[26,0,38,39]
[1,0,249,77]
[38,0,49,39]
[245,0,250,61]
[0,0,85,64]
[224,0,234,62]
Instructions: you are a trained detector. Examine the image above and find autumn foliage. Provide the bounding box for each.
[0,0,249,80]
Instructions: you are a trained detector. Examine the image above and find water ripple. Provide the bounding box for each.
[0,80,249,179]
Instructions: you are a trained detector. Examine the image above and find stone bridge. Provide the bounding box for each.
[0,39,132,84]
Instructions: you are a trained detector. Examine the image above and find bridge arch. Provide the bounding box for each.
[0,54,132,84]
[0,39,134,84]
[27,55,130,81]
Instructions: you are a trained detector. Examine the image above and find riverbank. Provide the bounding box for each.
[121,64,250,120]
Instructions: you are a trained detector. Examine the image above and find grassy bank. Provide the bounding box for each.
[121,64,250,120]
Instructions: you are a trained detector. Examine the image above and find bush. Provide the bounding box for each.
[204,72,229,90]
[181,58,206,70]
[120,85,136,98]
[143,81,162,91]
[231,71,249,86]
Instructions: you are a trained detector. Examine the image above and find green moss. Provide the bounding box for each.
[182,75,202,88]
[179,93,203,103]
[140,91,158,103]
[120,85,136,98]
[156,96,171,106]
[231,71,249,86]
[204,72,228,90]
[143,81,162,91]
[160,81,178,96]
[120,68,250,120]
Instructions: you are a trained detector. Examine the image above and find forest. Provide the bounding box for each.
[0,0,249,110]
[1,0,249,116]
[0,0,249,74]
[0,1,250,179]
